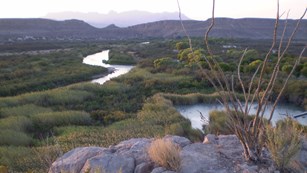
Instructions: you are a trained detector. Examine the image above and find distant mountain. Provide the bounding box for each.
[0,18,306,42]
[44,11,190,28]
[129,18,307,39]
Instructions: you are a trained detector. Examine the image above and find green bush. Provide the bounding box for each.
[204,110,233,135]
[0,130,33,146]
[24,89,94,107]
[0,104,52,118]
[107,50,136,65]
[266,118,302,172]
[0,146,56,172]
[165,123,185,136]
[204,110,256,135]
[30,111,92,131]
[0,116,33,132]
[90,110,131,125]
[137,94,182,126]
[162,92,219,105]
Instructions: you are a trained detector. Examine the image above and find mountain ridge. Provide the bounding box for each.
[44,10,191,28]
[0,18,306,42]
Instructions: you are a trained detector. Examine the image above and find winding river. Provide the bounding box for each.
[83,50,134,84]
[83,50,306,129]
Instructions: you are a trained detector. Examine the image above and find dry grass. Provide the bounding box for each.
[148,138,181,172]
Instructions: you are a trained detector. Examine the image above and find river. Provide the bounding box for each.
[83,50,134,84]
[83,50,306,129]
[176,103,306,129]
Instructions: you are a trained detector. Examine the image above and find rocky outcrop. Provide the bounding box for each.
[49,135,307,173]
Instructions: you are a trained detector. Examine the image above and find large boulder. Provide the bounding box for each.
[48,147,106,173]
[50,135,307,173]
[81,153,135,173]
[49,136,190,173]
[180,143,230,173]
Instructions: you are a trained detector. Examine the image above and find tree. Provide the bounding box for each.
[175,41,189,51]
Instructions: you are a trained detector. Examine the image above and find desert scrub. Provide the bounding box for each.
[204,110,232,135]
[0,116,33,132]
[0,104,52,118]
[148,138,181,171]
[266,117,302,172]
[204,110,256,135]
[162,92,220,105]
[0,130,33,146]
[30,111,92,131]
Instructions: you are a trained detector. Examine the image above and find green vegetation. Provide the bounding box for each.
[266,118,302,172]
[107,49,136,65]
[0,44,108,96]
[0,38,305,172]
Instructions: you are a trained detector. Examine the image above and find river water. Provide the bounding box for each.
[176,103,306,129]
[83,50,134,84]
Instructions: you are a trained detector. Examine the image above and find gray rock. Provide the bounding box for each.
[48,147,106,173]
[217,135,244,162]
[203,134,218,144]
[237,163,258,173]
[163,135,191,148]
[115,138,152,165]
[134,162,153,173]
[298,137,307,168]
[151,167,167,173]
[52,135,307,173]
[81,153,135,173]
[180,143,229,173]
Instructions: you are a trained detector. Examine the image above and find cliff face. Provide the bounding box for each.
[48,135,307,173]
[0,18,306,42]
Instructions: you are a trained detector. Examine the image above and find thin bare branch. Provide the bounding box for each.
[238,49,248,101]
[246,64,261,115]
[176,0,194,53]
[259,8,306,123]
[205,0,215,57]
[278,10,290,58]
[253,0,280,132]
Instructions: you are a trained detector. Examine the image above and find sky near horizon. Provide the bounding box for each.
[0,0,306,20]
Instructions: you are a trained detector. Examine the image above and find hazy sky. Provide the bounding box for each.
[0,0,306,20]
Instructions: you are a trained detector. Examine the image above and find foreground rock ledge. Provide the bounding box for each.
[49,135,306,173]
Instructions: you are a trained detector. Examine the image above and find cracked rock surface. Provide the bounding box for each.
[49,135,307,173]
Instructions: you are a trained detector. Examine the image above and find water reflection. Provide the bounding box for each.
[83,50,134,84]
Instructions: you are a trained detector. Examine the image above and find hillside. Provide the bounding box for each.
[0,18,306,42]
[44,10,191,28]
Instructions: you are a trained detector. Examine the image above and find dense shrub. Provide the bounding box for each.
[107,50,136,65]
[204,110,256,135]
[30,111,92,131]
[0,146,59,172]
[204,110,233,135]
[0,104,52,118]
[266,118,302,172]
[162,92,219,105]
[164,123,185,136]
[0,130,33,146]
[0,116,33,132]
